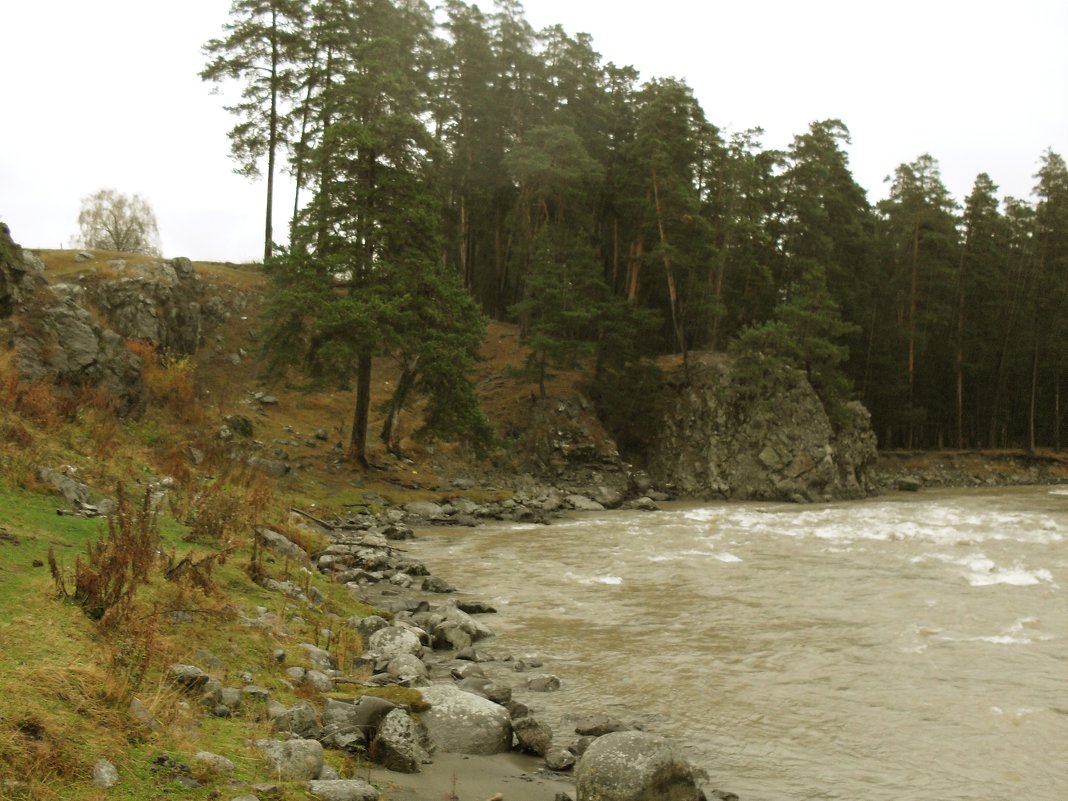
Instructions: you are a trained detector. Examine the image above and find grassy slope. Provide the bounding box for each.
[1,249,553,800]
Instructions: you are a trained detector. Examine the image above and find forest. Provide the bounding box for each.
[202,0,1068,455]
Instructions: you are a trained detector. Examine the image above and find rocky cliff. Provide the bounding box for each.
[645,353,877,502]
[0,225,235,417]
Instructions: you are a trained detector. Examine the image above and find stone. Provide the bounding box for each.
[93,758,118,789]
[422,575,456,593]
[567,495,606,512]
[194,751,235,773]
[457,676,511,704]
[387,653,429,683]
[128,696,162,732]
[527,673,562,692]
[402,501,444,519]
[304,670,333,693]
[348,615,389,642]
[574,731,700,801]
[546,746,577,771]
[317,764,341,780]
[419,685,512,755]
[573,714,627,737]
[367,626,423,660]
[896,476,923,492]
[306,779,379,801]
[255,739,324,781]
[168,664,209,692]
[299,643,335,671]
[374,708,431,773]
[272,701,321,738]
[513,716,553,756]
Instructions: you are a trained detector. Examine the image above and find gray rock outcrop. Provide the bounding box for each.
[575,731,700,801]
[646,353,876,502]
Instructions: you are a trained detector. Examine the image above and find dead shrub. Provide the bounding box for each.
[178,467,273,545]
[49,486,160,627]
[127,339,200,422]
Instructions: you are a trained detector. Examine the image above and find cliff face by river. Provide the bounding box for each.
[643,353,878,503]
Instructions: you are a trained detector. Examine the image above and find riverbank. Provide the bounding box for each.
[872,449,1068,490]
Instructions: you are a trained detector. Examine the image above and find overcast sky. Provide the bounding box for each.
[2,0,1065,262]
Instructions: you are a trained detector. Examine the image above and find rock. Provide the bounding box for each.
[527,673,561,692]
[225,414,254,437]
[255,526,309,565]
[367,626,423,660]
[623,496,660,512]
[230,796,261,801]
[403,501,444,519]
[896,475,923,492]
[387,653,429,683]
[573,714,627,737]
[128,696,162,732]
[513,716,553,756]
[248,457,290,477]
[574,731,700,801]
[35,466,91,508]
[567,495,606,512]
[255,739,324,781]
[646,354,877,502]
[168,664,209,692]
[419,685,512,755]
[194,751,235,773]
[546,746,577,771]
[457,676,511,704]
[318,764,341,780]
[348,615,389,642]
[351,695,404,741]
[272,701,321,738]
[422,575,456,593]
[306,779,379,801]
[304,670,333,693]
[300,643,335,671]
[93,758,118,789]
[374,708,431,773]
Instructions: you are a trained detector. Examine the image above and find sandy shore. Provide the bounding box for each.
[368,751,575,801]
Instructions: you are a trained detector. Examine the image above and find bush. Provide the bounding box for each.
[49,486,160,626]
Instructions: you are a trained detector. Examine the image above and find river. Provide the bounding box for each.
[409,486,1067,800]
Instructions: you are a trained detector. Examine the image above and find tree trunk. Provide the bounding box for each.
[350,353,373,467]
[1028,339,1039,454]
[955,248,966,448]
[907,221,919,449]
[379,355,420,454]
[264,7,279,263]
[651,168,687,376]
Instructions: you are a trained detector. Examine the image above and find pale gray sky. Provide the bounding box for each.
[2,0,1065,262]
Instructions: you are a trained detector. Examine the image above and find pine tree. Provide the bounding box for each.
[202,0,308,262]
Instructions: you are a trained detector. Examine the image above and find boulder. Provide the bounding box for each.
[373,708,431,773]
[513,716,553,756]
[367,626,423,660]
[256,739,324,781]
[546,746,577,771]
[306,780,379,801]
[527,673,561,692]
[256,527,310,566]
[168,664,209,692]
[194,751,235,773]
[574,731,700,801]
[271,701,321,738]
[419,685,512,755]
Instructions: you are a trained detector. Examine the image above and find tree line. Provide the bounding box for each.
[202,0,1068,456]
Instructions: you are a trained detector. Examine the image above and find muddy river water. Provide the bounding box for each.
[410,487,1067,800]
